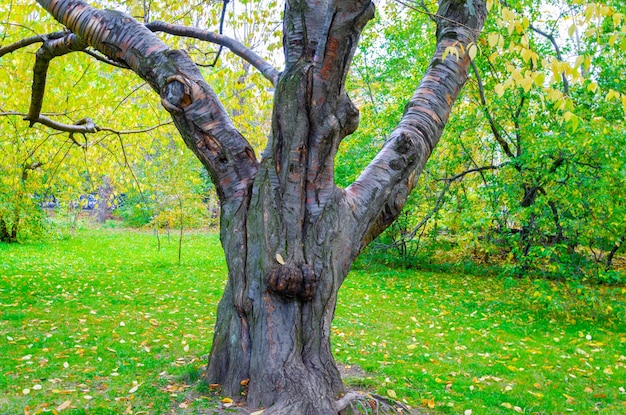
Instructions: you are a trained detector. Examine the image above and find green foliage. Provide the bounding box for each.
[1,0,278,238]
[116,191,154,227]
[339,0,626,279]
[0,189,48,243]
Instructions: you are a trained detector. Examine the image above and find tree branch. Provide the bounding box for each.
[2,111,172,138]
[35,0,258,204]
[145,20,279,86]
[28,32,87,124]
[400,164,504,243]
[395,0,482,33]
[207,0,230,68]
[0,31,69,57]
[346,0,488,252]
[82,49,130,68]
[438,164,504,182]
[513,94,526,157]
[470,60,516,159]
[529,24,569,95]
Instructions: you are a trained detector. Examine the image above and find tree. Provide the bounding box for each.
[341,0,625,278]
[1,0,487,412]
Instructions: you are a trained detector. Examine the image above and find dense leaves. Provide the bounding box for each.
[0,0,278,239]
[340,0,626,280]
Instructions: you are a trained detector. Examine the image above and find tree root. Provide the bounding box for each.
[336,392,416,414]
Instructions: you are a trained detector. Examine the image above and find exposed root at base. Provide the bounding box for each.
[336,392,417,415]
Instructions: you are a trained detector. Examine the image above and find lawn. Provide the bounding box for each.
[1,228,625,414]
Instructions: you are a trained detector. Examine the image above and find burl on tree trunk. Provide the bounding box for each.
[30,0,487,413]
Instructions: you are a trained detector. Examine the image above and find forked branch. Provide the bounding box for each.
[0,31,67,57]
[28,33,87,124]
[33,0,258,203]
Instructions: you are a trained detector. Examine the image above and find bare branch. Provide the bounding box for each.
[528,25,569,95]
[0,31,67,57]
[395,0,482,33]
[207,0,230,68]
[438,164,505,182]
[99,121,173,135]
[28,33,87,124]
[82,49,130,68]
[2,111,172,137]
[513,94,526,157]
[145,20,280,86]
[30,114,97,134]
[400,164,504,243]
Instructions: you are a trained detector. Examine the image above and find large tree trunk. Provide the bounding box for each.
[30,0,487,413]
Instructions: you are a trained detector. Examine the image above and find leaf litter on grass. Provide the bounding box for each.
[2,229,625,414]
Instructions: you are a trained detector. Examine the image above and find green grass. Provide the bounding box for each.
[335,265,626,414]
[0,228,226,414]
[1,229,625,414]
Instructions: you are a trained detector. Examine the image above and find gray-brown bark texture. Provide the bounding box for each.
[32,0,487,413]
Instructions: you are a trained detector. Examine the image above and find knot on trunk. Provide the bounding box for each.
[161,75,196,113]
[266,263,319,301]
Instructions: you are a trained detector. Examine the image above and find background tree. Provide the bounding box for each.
[1,0,487,413]
[342,0,625,279]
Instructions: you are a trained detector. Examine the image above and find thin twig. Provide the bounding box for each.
[400,164,505,244]
[394,0,481,33]
[528,25,569,95]
[83,49,130,68]
[208,0,230,68]
[470,60,516,159]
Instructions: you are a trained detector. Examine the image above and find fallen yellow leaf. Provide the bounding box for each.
[421,398,435,408]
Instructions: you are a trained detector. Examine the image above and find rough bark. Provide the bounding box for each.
[30,0,487,413]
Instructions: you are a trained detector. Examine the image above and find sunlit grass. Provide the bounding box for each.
[335,264,626,414]
[1,228,625,414]
[1,228,226,414]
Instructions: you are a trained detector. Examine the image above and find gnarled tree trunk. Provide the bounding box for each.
[29,0,487,413]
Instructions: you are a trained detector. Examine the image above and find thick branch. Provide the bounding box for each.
[145,21,279,86]
[3,111,172,139]
[34,115,97,133]
[35,0,258,203]
[606,235,625,271]
[2,112,96,133]
[346,0,488,252]
[28,33,87,124]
